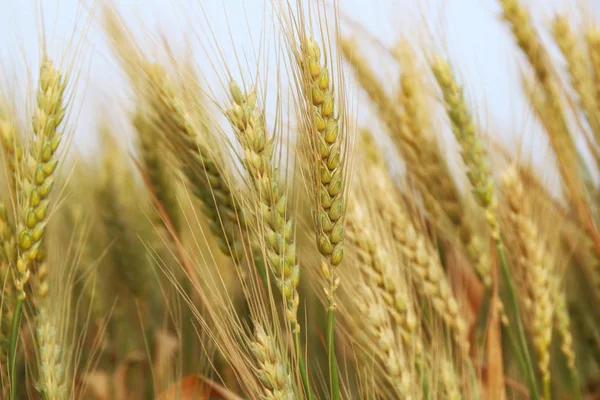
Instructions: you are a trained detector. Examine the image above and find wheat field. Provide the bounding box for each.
[1,0,600,399]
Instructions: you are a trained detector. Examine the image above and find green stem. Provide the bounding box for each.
[294,329,313,400]
[543,377,551,400]
[416,358,429,399]
[327,299,340,400]
[8,297,23,400]
[496,240,540,400]
[569,368,582,400]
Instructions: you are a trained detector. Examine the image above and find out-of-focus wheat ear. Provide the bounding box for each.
[499,0,562,111]
[397,43,493,291]
[431,57,498,239]
[432,56,541,398]
[36,306,66,399]
[225,81,300,330]
[346,197,420,352]
[0,117,22,203]
[132,110,180,234]
[552,16,600,145]
[438,359,462,400]
[250,324,295,399]
[356,283,416,398]
[372,167,469,353]
[0,202,13,399]
[145,66,244,259]
[585,27,600,108]
[97,140,148,299]
[552,279,581,396]
[521,76,582,191]
[339,37,425,180]
[502,166,554,399]
[501,0,592,208]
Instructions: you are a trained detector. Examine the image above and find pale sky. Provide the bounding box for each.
[0,0,596,168]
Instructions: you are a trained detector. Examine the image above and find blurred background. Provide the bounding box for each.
[0,0,597,163]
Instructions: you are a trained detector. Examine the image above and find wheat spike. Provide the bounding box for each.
[226,81,300,328]
[299,37,346,301]
[373,167,469,352]
[357,283,416,399]
[36,306,66,399]
[502,166,553,387]
[552,16,600,144]
[251,324,295,400]
[145,66,244,259]
[585,26,600,108]
[132,109,180,234]
[432,57,499,238]
[0,203,12,399]
[0,117,21,201]
[15,59,66,301]
[346,198,420,350]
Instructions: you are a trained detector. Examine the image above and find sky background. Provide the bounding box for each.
[0,0,597,173]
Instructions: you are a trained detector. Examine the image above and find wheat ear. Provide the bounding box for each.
[552,16,600,144]
[342,38,492,289]
[146,66,244,259]
[251,324,295,400]
[585,27,600,108]
[357,283,416,399]
[7,58,67,400]
[226,81,299,326]
[0,118,21,202]
[226,81,310,396]
[346,195,419,350]
[373,168,469,352]
[132,109,180,234]
[299,37,347,400]
[0,203,13,399]
[550,276,581,397]
[36,306,66,399]
[502,166,553,399]
[432,56,540,399]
